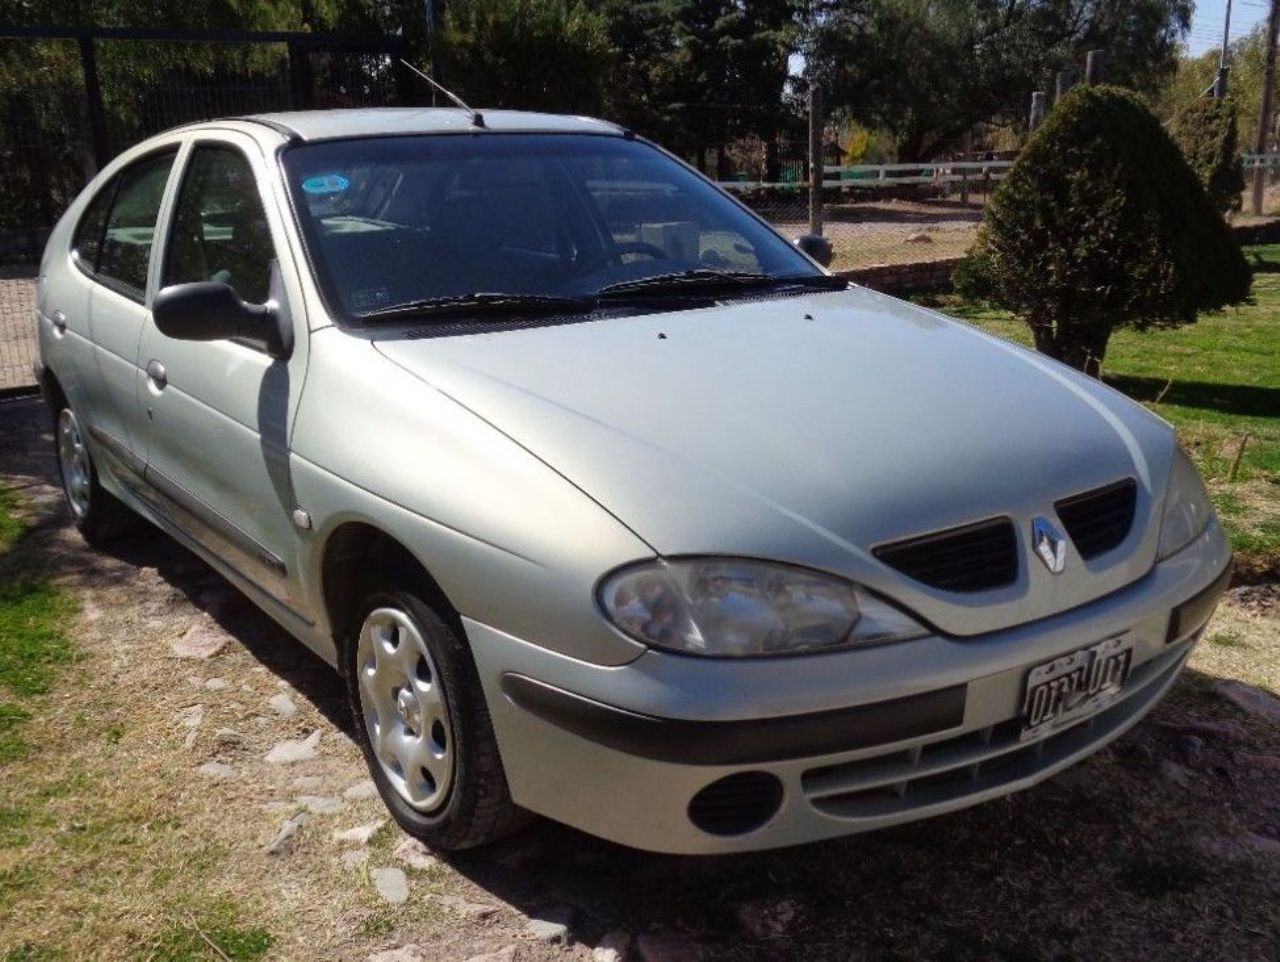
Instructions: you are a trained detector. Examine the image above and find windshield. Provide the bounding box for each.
[282,133,824,323]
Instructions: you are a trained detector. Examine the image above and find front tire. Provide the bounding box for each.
[344,586,530,850]
[54,406,136,545]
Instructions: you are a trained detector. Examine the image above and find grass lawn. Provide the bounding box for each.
[924,243,1280,579]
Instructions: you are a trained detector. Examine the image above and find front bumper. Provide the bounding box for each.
[466,521,1232,854]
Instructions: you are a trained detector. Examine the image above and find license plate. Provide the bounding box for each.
[1020,635,1134,741]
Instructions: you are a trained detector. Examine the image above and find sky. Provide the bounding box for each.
[1187,0,1270,56]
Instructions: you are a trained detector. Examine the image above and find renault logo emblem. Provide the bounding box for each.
[1032,517,1067,574]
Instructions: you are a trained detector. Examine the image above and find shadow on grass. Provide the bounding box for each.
[1247,250,1280,274]
[1105,373,1280,419]
[0,399,351,738]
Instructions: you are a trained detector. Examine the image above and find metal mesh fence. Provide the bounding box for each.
[0,31,410,393]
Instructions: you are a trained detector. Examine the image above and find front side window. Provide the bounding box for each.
[282,134,824,323]
[96,151,176,299]
[165,144,275,305]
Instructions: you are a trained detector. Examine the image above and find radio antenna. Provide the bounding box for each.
[399,59,485,128]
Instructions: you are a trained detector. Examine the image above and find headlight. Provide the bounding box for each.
[598,559,928,657]
[1157,446,1215,561]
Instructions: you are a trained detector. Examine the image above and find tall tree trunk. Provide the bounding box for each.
[764,136,780,183]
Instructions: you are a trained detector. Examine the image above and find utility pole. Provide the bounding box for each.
[808,85,824,237]
[1252,0,1280,215]
[1215,0,1233,98]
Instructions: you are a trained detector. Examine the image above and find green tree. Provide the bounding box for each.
[1157,25,1270,153]
[431,0,612,114]
[955,85,1250,375]
[1170,97,1245,213]
[805,0,1192,161]
[597,0,804,175]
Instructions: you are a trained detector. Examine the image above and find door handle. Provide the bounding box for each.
[51,310,67,334]
[145,359,168,389]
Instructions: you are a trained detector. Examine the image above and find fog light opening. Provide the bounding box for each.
[688,771,783,836]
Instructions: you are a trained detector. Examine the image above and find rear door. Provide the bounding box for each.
[57,147,181,483]
[136,133,310,615]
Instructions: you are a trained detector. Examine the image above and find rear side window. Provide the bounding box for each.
[91,151,176,300]
[165,144,274,305]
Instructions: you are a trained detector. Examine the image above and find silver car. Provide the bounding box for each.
[35,108,1232,854]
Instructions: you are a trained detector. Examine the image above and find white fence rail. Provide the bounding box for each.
[717,160,1014,191]
[1242,154,1280,170]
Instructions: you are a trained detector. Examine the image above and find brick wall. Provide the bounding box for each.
[838,258,963,297]
[841,217,1280,298]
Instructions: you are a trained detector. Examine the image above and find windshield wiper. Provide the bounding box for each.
[596,269,847,299]
[359,292,595,323]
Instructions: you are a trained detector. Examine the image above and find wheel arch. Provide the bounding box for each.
[41,365,68,414]
[319,521,464,661]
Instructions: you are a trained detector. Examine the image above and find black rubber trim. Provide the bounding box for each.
[500,673,967,766]
[1166,558,1234,644]
[144,463,287,576]
[87,424,146,477]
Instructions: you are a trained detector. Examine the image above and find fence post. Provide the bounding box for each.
[392,39,416,105]
[1029,91,1047,132]
[808,85,824,237]
[1085,49,1104,84]
[78,38,109,172]
[288,40,315,110]
[1055,70,1073,102]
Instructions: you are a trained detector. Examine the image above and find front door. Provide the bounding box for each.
[136,134,309,615]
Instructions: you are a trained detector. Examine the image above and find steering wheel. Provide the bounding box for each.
[577,241,669,275]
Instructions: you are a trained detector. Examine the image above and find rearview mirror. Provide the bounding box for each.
[153,273,292,359]
[794,234,834,268]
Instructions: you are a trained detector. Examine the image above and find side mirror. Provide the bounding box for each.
[153,262,293,359]
[794,234,834,268]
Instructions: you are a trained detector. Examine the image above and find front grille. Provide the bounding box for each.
[801,645,1186,820]
[872,517,1017,592]
[1055,478,1138,559]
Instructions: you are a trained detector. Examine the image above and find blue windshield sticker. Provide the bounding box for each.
[302,173,350,195]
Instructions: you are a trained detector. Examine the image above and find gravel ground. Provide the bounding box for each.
[1,396,1278,962]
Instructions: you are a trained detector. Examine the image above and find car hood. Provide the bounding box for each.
[374,288,1176,636]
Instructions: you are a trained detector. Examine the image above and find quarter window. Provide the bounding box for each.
[96,151,177,299]
[71,183,113,270]
[165,145,274,305]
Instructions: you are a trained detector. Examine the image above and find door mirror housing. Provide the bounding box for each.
[152,262,294,359]
[794,234,834,268]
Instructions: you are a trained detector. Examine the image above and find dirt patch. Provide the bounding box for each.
[1,398,1278,962]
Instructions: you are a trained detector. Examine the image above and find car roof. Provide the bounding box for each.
[238,107,625,143]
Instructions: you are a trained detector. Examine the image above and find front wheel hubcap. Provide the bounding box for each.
[56,409,91,521]
[356,607,454,812]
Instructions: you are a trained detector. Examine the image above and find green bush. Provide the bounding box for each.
[956,85,1251,374]
[1170,97,1245,213]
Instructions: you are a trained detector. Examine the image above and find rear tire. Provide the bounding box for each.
[54,406,137,545]
[344,584,531,851]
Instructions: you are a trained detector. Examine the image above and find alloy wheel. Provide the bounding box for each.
[57,409,92,521]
